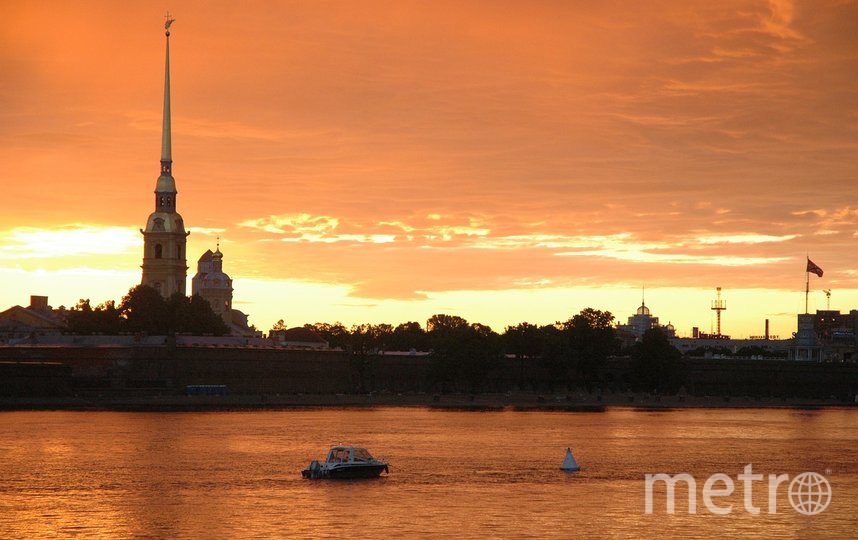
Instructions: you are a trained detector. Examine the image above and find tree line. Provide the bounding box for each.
[65,285,229,336]
[66,288,789,395]
[296,308,685,394]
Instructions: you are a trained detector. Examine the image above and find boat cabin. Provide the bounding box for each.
[325,446,376,464]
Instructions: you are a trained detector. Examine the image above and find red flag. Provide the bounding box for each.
[807,258,823,277]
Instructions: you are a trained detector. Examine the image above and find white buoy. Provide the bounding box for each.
[560,447,580,472]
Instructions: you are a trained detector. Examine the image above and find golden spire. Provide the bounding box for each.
[160,13,174,174]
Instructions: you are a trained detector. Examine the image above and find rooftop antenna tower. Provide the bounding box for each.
[711,287,726,337]
[824,289,831,310]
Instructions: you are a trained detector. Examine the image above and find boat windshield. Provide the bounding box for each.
[328,448,351,463]
[353,449,374,461]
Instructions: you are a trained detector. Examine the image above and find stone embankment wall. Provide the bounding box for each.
[1,345,857,399]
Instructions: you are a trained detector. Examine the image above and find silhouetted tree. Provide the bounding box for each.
[118,286,228,335]
[539,323,571,392]
[426,314,470,333]
[177,294,229,335]
[271,319,288,332]
[308,322,350,350]
[684,345,733,358]
[349,324,376,355]
[66,286,227,336]
[345,324,374,392]
[66,299,121,335]
[425,314,501,392]
[66,299,96,334]
[460,323,501,392]
[561,308,618,391]
[120,285,168,334]
[631,328,684,394]
[734,345,786,359]
[370,323,394,353]
[426,314,466,390]
[503,322,544,390]
[503,322,542,359]
[389,321,428,351]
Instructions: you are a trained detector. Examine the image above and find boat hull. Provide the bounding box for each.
[326,463,389,479]
[302,462,389,480]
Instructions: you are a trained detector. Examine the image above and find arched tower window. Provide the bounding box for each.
[177,245,182,258]
[155,244,163,259]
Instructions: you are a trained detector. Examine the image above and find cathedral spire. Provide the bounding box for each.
[160,13,175,176]
[141,12,188,299]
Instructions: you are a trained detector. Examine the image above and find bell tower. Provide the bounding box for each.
[141,14,189,297]
[192,240,235,325]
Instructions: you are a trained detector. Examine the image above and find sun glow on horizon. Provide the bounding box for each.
[0,226,141,260]
[0,260,835,341]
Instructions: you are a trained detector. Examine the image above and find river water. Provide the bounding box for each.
[0,407,855,538]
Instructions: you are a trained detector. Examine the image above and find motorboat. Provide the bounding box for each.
[302,446,389,479]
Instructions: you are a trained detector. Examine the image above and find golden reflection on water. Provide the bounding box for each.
[0,408,855,538]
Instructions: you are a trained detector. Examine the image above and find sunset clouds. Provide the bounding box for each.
[1,0,857,337]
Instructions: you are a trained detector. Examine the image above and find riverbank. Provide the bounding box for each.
[1,391,854,412]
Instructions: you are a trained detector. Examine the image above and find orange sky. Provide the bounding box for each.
[2,1,857,338]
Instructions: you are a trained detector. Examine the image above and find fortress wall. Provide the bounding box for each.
[171,347,352,394]
[682,357,858,398]
[1,345,856,398]
[0,362,73,397]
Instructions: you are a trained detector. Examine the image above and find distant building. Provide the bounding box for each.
[191,245,259,337]
[230,309,257,337]
[789,313,823,361]
[140,21,189,297]
[691,328,732,340]
[616,300,675,346]
[0,296,66,343]
[270,327,329,349]
[671,336,790,357]
[789,310,858,362]
[675,309,858,361]
[192,247,233,322]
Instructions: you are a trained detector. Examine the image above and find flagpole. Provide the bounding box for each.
[805,257,824,314]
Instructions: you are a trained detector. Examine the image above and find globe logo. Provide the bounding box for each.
[788,472,832,515]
